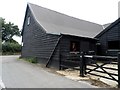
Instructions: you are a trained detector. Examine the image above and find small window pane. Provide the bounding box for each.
[70,41,80,52]
[27,17,30,25]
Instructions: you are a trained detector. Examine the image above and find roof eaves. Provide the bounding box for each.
[21,4,29,36]
[61,33,98,40]
[95,18,120,38]
[28,3,47,33]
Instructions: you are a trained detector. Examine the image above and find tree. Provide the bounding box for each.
[0,17,21,43]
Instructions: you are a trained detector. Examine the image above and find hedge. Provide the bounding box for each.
[2,42,21,54]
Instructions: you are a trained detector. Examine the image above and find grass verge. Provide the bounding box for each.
[19,57,38,64]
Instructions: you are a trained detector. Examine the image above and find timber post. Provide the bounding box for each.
[80,52,85,77]
[118,52,120,88]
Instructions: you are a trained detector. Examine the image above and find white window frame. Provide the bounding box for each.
[27,16,30,25]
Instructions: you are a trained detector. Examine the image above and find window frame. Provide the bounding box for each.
[27,16,30,25]
[70,41,80,52]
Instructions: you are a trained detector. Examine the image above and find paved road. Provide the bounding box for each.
[1,55,96,88]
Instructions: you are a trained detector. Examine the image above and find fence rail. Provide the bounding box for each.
[80,52,120,88]
[60,53,81,74]
[59,52,120,88]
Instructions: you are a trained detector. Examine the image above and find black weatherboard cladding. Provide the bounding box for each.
[96,18,120,56]
[21,5,60,67]
[60,35,97,67]
[21,3,100,68]
[60,35,97,55]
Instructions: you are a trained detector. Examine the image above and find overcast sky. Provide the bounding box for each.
[0,0,120,44]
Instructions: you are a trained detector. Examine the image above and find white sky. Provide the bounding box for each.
[0,0,120,44]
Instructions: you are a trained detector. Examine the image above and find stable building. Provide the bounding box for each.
[21,3,104,68]
[95,18,120,56]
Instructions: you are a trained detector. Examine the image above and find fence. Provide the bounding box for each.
[59,52,120,88]
[59,53,81,74]
[80,52,120,88]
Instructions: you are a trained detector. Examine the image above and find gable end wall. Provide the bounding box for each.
[97,21,120,55]
[21,6,60,68]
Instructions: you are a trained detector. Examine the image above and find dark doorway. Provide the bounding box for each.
[108,41,120,49]
[70,41,80,52]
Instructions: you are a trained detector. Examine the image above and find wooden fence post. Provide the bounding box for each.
[80,52,85,77]
[118,52,120,88]
[59,54,62,70]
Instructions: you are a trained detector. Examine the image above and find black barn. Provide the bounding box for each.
[95,18,120,56]
[21,3,103,68]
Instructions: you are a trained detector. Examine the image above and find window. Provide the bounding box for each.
[27,16,30,25]
[70,41,80,52]
[108,41,120,49]
[21,42,24,46]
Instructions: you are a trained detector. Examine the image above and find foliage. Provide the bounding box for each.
[0,38,1,54]
[22,57,38,64]
[0,17,21,54]
[2,42,21,54]
[0,17,21,43]
[0,18,2,53]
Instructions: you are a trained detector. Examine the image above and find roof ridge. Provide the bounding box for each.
[28,3,102,26]
[26,2,103,38]
[95,18,120,38]
[28,2,47,33]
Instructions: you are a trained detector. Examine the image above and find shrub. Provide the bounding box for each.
[22,57,38,64]
[2,42,21,54]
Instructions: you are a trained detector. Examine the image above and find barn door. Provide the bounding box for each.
[80,41,89,52]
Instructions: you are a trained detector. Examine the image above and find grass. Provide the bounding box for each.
[19,57,38,64]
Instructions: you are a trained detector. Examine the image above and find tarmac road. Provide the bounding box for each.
[1,55,96,88]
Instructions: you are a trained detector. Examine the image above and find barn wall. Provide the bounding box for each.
[21,6,97,69]
[37,34,60,69]
[119,22,120,55]
[21,6,60,67]
[47,43,60,69]
[98,20,120,56]
[97,33,107,55]
[60,35,97,59]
